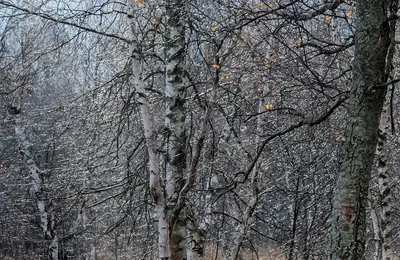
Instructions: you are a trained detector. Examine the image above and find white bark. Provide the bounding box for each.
[368,190,381,260]
[377,0,397,256]
[164,0,186,201]
[377,104,392,260]
[49,235,59,260]
[126,2,169,258]
[164,0,188,258]
[14,119,58,260]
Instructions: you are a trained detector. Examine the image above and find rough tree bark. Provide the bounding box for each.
[164,0,188,259]
[330,0,397,259]
[128,0,190,258]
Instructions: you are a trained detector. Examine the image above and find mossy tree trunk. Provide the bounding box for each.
[330,0,396,259]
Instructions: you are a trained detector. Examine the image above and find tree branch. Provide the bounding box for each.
[0,1,130,44]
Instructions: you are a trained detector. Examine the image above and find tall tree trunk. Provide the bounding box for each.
[164,0,187,259]
[330,0,395,258]
[126,2,169,258]
[13,116,58,260]
[378,0,398,256]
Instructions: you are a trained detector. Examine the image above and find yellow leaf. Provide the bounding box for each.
[325,15,332,22]
[212,64,221,69]
[215,52,220,56]
[346,10,353,17]
[265,104,273,109]
[333,129,341,135]
[133,0,143,6]
[220,75,230,82]
[296,39,302,47]
[221,75,230,81]
[256,2,263,8]
[211,26,217,32]
[264,61,271,69]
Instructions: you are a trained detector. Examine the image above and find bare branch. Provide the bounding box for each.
[0,1,130,44]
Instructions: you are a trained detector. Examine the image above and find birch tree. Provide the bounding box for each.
[377,102,393,260]
[4,0,400,259]
[126,1,169,258]
[164,0,188,258]
[376,1,398,257]
[127,0,192,258]
[8,108,58,260]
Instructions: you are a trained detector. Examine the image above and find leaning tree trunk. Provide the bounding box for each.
[330,0,396,259]
[126,1,169,258]
[12,115,58,260]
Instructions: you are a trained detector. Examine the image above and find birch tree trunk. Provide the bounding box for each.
[126,2,169,258]
[127,0,190,258]
[368,190,382,260]
[377,0,398,255]
[376,103,392,260]
[13,116,58,260]
[330,0,396,258]
[164,0,187,259]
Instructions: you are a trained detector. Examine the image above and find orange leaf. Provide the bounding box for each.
[133,0,143,6]
[325,15,332,22]
[346,10,353,17]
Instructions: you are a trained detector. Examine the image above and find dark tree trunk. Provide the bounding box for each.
[330,0,396,259]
